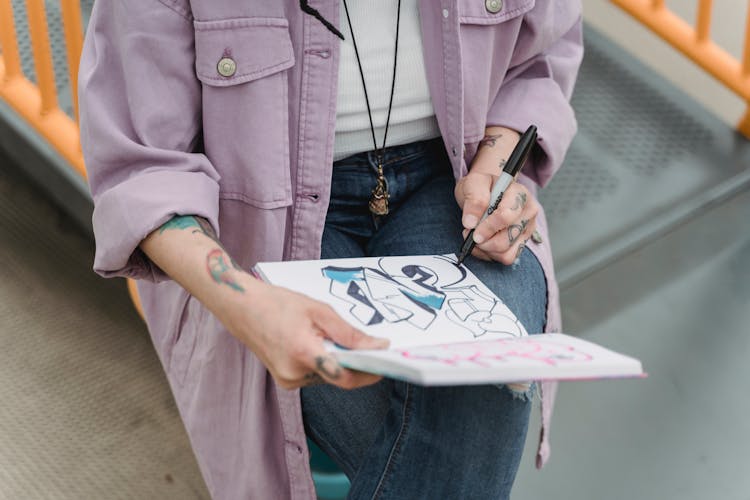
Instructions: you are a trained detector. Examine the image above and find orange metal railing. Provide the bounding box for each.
[611,0,750,137]
[0,0,86,178]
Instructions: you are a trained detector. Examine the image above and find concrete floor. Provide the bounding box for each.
[0,165,209,499]
[514,187,750,500]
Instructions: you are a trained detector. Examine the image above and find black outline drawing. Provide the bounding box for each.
[321,256,524,339]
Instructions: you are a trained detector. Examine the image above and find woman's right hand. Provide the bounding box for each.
[139,215,388,392]
[221,276,389,390]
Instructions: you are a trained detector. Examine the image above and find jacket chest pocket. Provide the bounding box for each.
[457,0,535,24]
[194,17,295,209]
[456,0,536,140]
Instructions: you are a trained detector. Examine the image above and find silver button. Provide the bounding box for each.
[217,57,237,77]
[442,8,449,18]
[531,230,543,244]
[485,0,503,13]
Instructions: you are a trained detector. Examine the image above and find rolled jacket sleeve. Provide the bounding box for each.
[78,0,220,281]
[486,3,583,188]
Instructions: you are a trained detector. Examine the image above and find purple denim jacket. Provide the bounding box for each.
[79,1,582,498]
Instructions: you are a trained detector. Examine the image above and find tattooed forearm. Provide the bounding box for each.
[207,248,245,292]
[160,215,220,244]
[510,192,527,211]
[507,219,529,245]
[315,355,342,380]
[479,133,502,149]
[160,215,244,271]
[159,215,200,233]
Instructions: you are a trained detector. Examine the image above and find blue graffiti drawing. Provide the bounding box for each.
[322,263,446,329]
[322,256,524,339]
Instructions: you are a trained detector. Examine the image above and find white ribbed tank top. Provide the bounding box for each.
[334,0,441,161]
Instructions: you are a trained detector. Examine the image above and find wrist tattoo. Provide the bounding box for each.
[207,248,245,292]
[479,133,502,149]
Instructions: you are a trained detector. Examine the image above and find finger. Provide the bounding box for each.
[472,183,533,245]
[498,183,530,214]
[462,228,493,261]
[310,351,383,390]
[457,173,494,230]
[496,219,537,265]
[301,371,325,387]
[312,305,390,350]
[476,217,531,256]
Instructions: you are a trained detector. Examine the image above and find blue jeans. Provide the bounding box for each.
[301,139,547,500]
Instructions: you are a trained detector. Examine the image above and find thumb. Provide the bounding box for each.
[458,173,493,230]
[313,305,390,350]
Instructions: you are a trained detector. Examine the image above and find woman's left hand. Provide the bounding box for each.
[455,174,538,264]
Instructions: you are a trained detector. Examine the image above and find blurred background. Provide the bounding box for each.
[0,1,748,499]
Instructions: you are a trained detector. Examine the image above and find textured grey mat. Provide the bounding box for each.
[0,164,208,499]
[539,26,750,288]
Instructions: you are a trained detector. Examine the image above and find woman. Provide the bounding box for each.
[79,1,582,498]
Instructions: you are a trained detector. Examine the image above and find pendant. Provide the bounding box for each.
[368,163,389,216]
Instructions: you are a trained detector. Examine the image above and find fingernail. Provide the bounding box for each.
[473,232,485,244]
[463,215,478,229]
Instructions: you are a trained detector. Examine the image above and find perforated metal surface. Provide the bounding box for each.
[0,164,209,499]
[539,26,750,287]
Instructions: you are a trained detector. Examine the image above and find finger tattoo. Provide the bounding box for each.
[510,192,527,211]
[515,242,526,260]
[303,372,325,386]
[507,219,529,245]
[315,355,342,380]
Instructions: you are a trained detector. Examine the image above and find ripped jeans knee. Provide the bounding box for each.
[497,381,537,402]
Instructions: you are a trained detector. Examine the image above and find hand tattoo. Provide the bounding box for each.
[315,355,342,380]
[479,133,502,149]
[507,219,529,245]
[303,372,325,386]
[510,192,527,211]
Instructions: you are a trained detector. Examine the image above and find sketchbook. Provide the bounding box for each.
[252,255,644,386]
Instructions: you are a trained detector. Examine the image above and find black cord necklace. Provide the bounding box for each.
[342,0,401,216]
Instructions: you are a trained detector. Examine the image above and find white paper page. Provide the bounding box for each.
[254,255,528,350]
[334,333,645,385]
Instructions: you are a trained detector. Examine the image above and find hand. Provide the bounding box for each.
[221,278,389,390]
[454,172,538,265]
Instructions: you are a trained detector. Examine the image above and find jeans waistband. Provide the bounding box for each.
[333,137,445,168]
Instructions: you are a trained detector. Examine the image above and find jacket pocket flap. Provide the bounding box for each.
[458,0,535,24]
[194,17,295,87]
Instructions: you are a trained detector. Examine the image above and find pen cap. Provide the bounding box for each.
[505,125,537,177]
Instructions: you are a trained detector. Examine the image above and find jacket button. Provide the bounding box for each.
[531,230,543,244]
[485,0,503,13]
[217,57,237,77]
